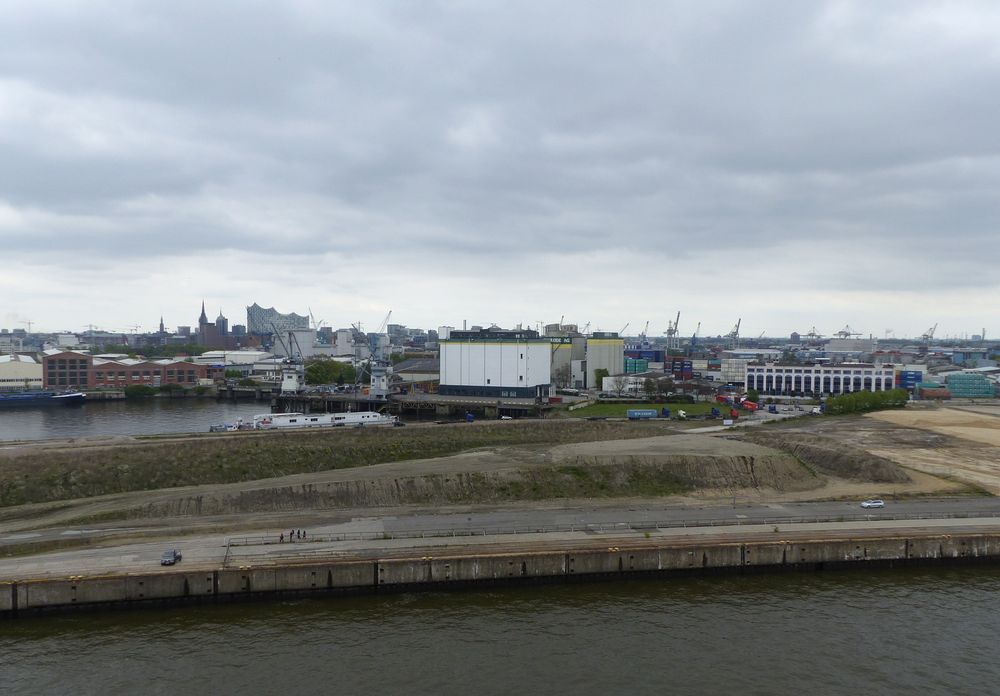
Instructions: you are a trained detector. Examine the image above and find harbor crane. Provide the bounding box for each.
[640,320,650,342]
[920,323,938,343]
[834,325,863,339]
[689,322,701,350]
[665,311,681,351]
[725,318,741,349]
[804,326,824,341]
[308,307,326,331]
[619,322,630,336]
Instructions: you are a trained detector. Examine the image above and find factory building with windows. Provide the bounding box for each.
[439,328,551,399]
[745,363,896,396]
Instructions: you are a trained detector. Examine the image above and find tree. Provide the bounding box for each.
[611,374,629,397]
[553,365,571,389]
[747,388,760,402]
[779,351,802,365]
[643,378,658,400]
[593,368,610,389]
[305,358,356,385]
[224,369,242,378]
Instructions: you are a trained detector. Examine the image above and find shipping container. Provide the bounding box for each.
[627,409,659,420]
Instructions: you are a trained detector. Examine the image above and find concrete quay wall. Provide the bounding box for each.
[3,533,999,618]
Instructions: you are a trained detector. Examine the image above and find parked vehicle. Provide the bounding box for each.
[160,549,182,565]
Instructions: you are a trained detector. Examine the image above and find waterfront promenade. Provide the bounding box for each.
[5,513,1000,618]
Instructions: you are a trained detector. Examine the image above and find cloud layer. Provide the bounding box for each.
[2,1,997,339]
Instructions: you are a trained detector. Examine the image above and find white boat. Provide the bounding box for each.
[252,411,399,430]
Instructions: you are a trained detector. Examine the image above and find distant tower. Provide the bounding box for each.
[159,316,165,334]
[216,309,229,337]
[198,301,209,326]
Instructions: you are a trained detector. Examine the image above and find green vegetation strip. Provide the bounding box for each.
[0,421,669,508]
[566,402,723,418]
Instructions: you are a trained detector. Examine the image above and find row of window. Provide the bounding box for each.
[748,368,884,375]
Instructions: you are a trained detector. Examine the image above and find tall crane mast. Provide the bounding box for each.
[726,318,741,349]
[665,311,681,350]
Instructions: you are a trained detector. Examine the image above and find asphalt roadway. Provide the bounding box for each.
[3,497,1000,580]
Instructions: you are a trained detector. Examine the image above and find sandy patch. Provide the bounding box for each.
[869,408,1000,447]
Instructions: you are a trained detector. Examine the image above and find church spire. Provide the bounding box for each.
[198,300,208,325]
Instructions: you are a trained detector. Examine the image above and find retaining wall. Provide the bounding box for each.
[3,533,999,618]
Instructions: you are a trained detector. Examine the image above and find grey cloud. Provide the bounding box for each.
[2,1,999,334]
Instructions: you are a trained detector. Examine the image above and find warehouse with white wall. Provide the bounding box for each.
[439,328,551,398]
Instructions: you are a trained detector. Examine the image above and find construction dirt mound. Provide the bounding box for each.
[115,451,820,519]
[738,432,911,483]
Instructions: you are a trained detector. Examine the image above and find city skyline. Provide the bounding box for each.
[2,2,998,338]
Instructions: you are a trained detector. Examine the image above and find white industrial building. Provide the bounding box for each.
[745,363,896,396]
[585,333,625,389]
[195,350,273,366]
[0,354,43,391]
[439,328,551,398]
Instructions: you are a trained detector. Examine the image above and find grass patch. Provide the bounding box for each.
[0,420,671,508]
[567,402,725,418]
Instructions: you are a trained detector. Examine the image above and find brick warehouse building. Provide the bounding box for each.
[42,350,220,389]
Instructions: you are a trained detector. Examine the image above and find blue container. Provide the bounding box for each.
[627,409,659,420]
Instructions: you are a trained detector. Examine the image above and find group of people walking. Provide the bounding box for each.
[278,529,307,543]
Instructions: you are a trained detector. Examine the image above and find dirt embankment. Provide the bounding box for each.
[737,432,911,484]
[67,434,819,520]
[0,420,670,508]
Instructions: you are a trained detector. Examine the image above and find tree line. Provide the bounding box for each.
[823,388,909,415]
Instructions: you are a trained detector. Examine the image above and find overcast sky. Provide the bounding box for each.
[2,1,998,340]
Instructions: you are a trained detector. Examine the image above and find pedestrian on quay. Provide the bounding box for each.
[279,533,284,543]
[297,529,302,539]
[290,529,295,541]
[302,530,307,540]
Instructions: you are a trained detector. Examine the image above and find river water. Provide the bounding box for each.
[3,567,999,695]
[0,399,278,442]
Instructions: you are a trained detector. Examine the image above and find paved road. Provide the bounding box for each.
[3,498,1000,580]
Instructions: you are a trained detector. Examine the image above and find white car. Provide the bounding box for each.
[860,499,885,509]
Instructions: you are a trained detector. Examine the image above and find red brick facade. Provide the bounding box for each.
[42,352,217,389]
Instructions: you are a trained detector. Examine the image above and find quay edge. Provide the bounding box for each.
[3,532,999,619]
